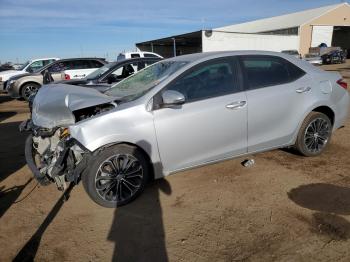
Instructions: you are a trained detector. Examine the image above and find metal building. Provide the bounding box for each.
[136,3,350,57]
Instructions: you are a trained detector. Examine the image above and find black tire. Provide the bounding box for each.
[295,112,332,157]
[82,144,149,208]
[21,83,40,101]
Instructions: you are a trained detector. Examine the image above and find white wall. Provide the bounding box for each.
[311,26,333,47]
[202,31,300,52]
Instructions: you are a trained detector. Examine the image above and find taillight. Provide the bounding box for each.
[337,79,347,90]
[65,74,71,80]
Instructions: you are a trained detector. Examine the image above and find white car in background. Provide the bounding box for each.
[117,51,163,61]
[0,58,59,91]
[304,53,323,65]
[62,58,107,80]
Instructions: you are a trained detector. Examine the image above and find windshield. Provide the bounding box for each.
[105,61,188,101]
[86,62,116,80]
[19,61,30,71]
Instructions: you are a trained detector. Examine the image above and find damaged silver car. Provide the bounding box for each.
[21,51,349,207]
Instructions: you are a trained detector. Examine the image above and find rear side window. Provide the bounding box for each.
[131,53,140,58]
[69,60,91,70]
[90,60,104,68]
[240,56,305,89]
[47,61,69,73]
[165,58,239,103]
[144,53,158,58]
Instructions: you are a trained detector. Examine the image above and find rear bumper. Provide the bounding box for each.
[334,92,350,130]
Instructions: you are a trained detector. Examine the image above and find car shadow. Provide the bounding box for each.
[0,95,13,104]
[0,121,27,183]
[0,178,33,218]
[108,139,170,261]
[310,212,350,240]
[288,183,350,215]
[0,111,17,122]
[108,178,171,262]
[13,183,74,262]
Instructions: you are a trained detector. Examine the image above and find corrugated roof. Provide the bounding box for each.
[215,3,348,33]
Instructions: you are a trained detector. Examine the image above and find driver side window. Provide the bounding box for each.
[165,59,238,103]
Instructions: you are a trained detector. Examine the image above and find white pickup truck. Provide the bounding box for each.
[0,57,59,91]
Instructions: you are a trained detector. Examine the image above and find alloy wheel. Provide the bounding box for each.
[303,117,331,153]
[95,154,143,203]
[23,85,38,100]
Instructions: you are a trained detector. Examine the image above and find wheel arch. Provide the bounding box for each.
[19,81,41,96]
[311,105,335,126]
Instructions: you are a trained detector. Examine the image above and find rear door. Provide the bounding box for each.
[153,57,247,173]
[239,55,311,152]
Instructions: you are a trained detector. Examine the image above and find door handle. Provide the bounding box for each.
[226,101,246,110]
[296,86,311,93]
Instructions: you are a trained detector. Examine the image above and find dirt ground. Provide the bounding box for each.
[1,61,350,262]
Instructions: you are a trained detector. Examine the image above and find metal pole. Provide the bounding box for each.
[172,38,176,57]
[151,42,154,53]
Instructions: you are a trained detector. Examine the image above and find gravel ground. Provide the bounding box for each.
[0,61,350,262]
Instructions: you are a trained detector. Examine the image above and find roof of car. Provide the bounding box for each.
[31,57,60,61]
[37,57,107,72]
[166,51,290,62]
[111,57,162,64]
[57,57,106,61]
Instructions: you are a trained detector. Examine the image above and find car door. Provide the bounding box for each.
[239,55,311,153]
[47,61,68,81]
[153,57,247,174]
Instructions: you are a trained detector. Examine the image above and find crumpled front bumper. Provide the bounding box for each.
[24,134,50,185]
[20,119,92,188]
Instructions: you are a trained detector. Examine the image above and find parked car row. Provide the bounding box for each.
[19,51,349,208]
[1,52,163,100]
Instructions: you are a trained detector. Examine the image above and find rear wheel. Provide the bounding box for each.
[82,144,149,208]
[21,83,40,101]
[295,112,332,156]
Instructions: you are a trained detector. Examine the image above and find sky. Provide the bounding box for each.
[0,0,346,63]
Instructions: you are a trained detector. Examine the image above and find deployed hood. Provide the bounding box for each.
[32,84,116,128]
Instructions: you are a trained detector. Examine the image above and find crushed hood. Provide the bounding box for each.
[32,84,116,128]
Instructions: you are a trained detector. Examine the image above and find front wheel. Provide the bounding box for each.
[82,144,149,208]
[21,83,40,101]
[295,112,332,157]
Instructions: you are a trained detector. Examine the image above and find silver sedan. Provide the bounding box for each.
[23,51,349,207]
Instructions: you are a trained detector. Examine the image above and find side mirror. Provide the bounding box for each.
[26,67,33,73]
[161,90,185,107]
